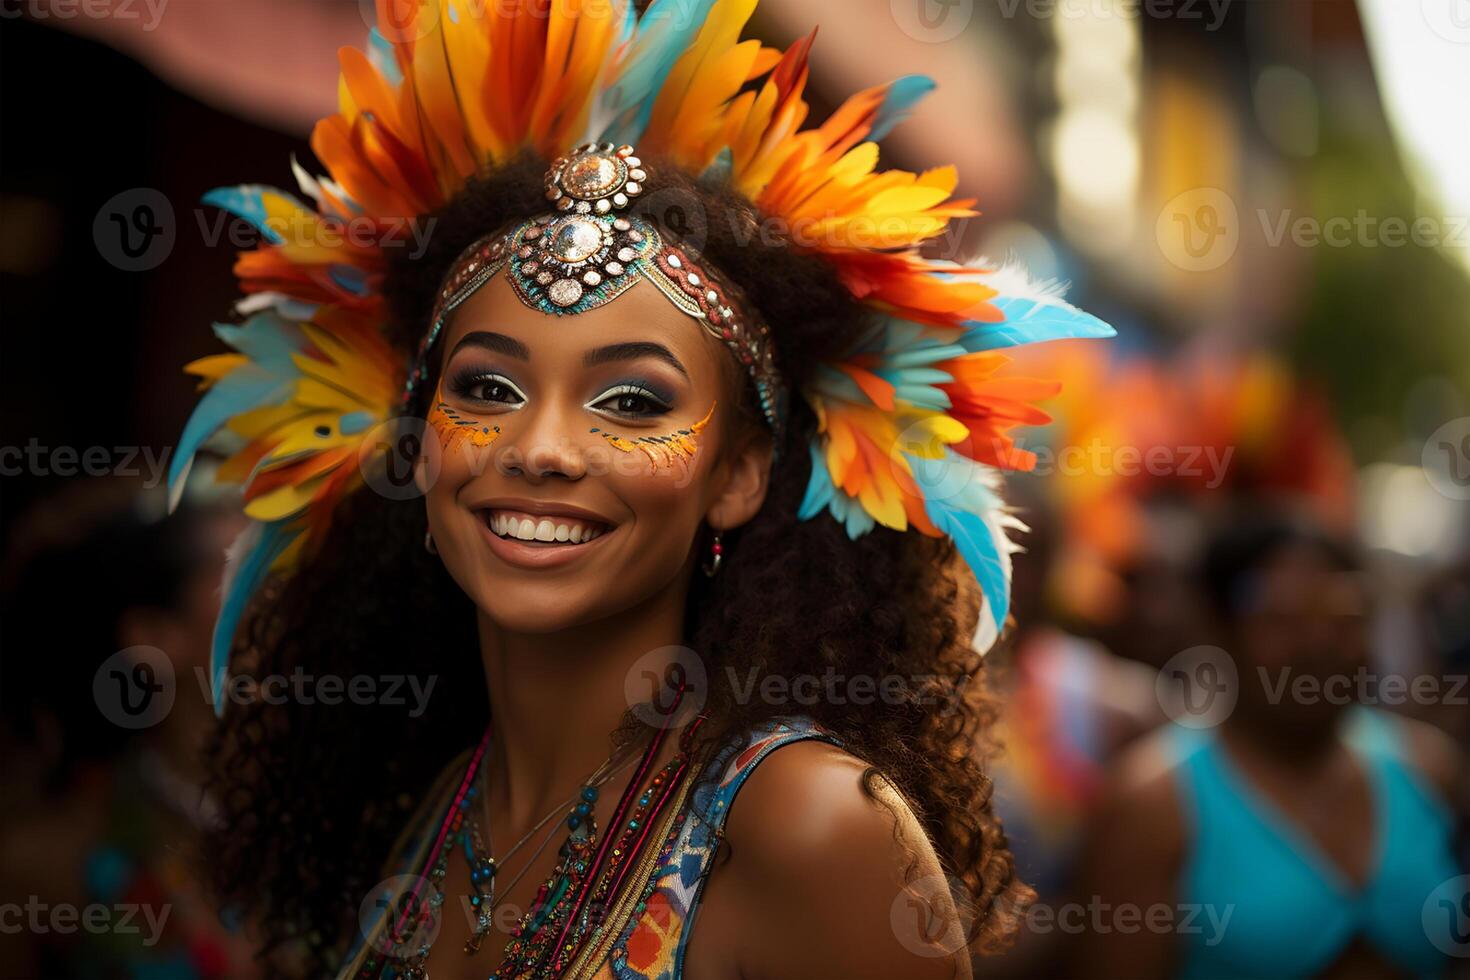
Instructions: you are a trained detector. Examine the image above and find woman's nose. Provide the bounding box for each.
[499,402,589,482]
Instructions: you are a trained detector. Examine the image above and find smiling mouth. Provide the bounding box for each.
[478,508,614,546]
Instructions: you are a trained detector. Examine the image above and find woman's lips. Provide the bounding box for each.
[473,507,616,569]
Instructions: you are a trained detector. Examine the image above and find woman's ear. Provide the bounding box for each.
[706,428,774,531]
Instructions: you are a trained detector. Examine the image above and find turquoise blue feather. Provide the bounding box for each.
[597,0,718,146]
[869,75,935,141]
[960,296,1115,352]
[201,186,309,246]
[210,522,297,716]
[907,451,1010,632]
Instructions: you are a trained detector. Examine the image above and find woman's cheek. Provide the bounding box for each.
[590,401,716,482]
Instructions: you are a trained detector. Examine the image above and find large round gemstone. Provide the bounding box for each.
[548,218,603,263]
[563,154,620,198]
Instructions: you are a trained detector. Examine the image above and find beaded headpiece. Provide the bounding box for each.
[169,0,1115,715]
[405,142,787,433]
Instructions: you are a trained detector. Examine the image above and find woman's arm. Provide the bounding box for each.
[710,739,974,979]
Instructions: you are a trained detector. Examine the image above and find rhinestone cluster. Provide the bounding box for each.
[506,212,655,314]
[545,142,646,215]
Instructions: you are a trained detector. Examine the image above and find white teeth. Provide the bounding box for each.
[488,510,607,545]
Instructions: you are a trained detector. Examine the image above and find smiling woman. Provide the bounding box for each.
[168,2,1115,978]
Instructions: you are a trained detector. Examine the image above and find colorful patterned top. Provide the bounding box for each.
[340,715,841,979]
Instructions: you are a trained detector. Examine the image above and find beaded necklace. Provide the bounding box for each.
[495,686,702,977]
[361,683,705,980]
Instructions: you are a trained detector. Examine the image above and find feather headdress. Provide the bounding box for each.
[172,0,1115,712]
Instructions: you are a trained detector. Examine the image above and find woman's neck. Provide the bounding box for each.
[475,569,692,830]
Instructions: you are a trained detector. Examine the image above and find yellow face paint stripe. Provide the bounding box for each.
[591,401,716,470]
[427,393,502,454]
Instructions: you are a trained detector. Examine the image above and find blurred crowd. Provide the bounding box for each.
[2,1,1467,978]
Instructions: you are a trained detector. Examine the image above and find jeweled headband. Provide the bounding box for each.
[403,143,788,436]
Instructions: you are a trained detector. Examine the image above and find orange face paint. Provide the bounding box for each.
[590,401,715,471]
[427,389,502,458]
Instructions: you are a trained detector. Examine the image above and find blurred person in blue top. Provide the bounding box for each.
[1069,505,1466,979]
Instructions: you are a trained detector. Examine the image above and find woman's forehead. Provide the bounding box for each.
[441,271,724,368]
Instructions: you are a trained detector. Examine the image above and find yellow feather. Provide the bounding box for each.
[244,475,330,522]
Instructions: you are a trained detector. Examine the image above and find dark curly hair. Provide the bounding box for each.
[204,153,1033,976]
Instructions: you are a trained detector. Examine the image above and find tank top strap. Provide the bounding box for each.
[693,713,846,834]
[588,714,843,980]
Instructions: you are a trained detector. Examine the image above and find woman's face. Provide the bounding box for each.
[417,271,767,634]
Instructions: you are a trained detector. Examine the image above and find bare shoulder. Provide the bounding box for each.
[1387,712,1467,811]
[719,738,972,980]
[1089,727,1188,860]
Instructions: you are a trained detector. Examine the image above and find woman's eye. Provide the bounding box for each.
[453,373,524,407]
[593,385,671,418]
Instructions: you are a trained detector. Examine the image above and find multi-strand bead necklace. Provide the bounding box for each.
[365,682,704,979]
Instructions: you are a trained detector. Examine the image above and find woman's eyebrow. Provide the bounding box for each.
[583,341,689,380]
[449,330,531,360]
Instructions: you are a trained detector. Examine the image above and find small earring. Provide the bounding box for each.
[702,529,723,577]
[425,529,438,555]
